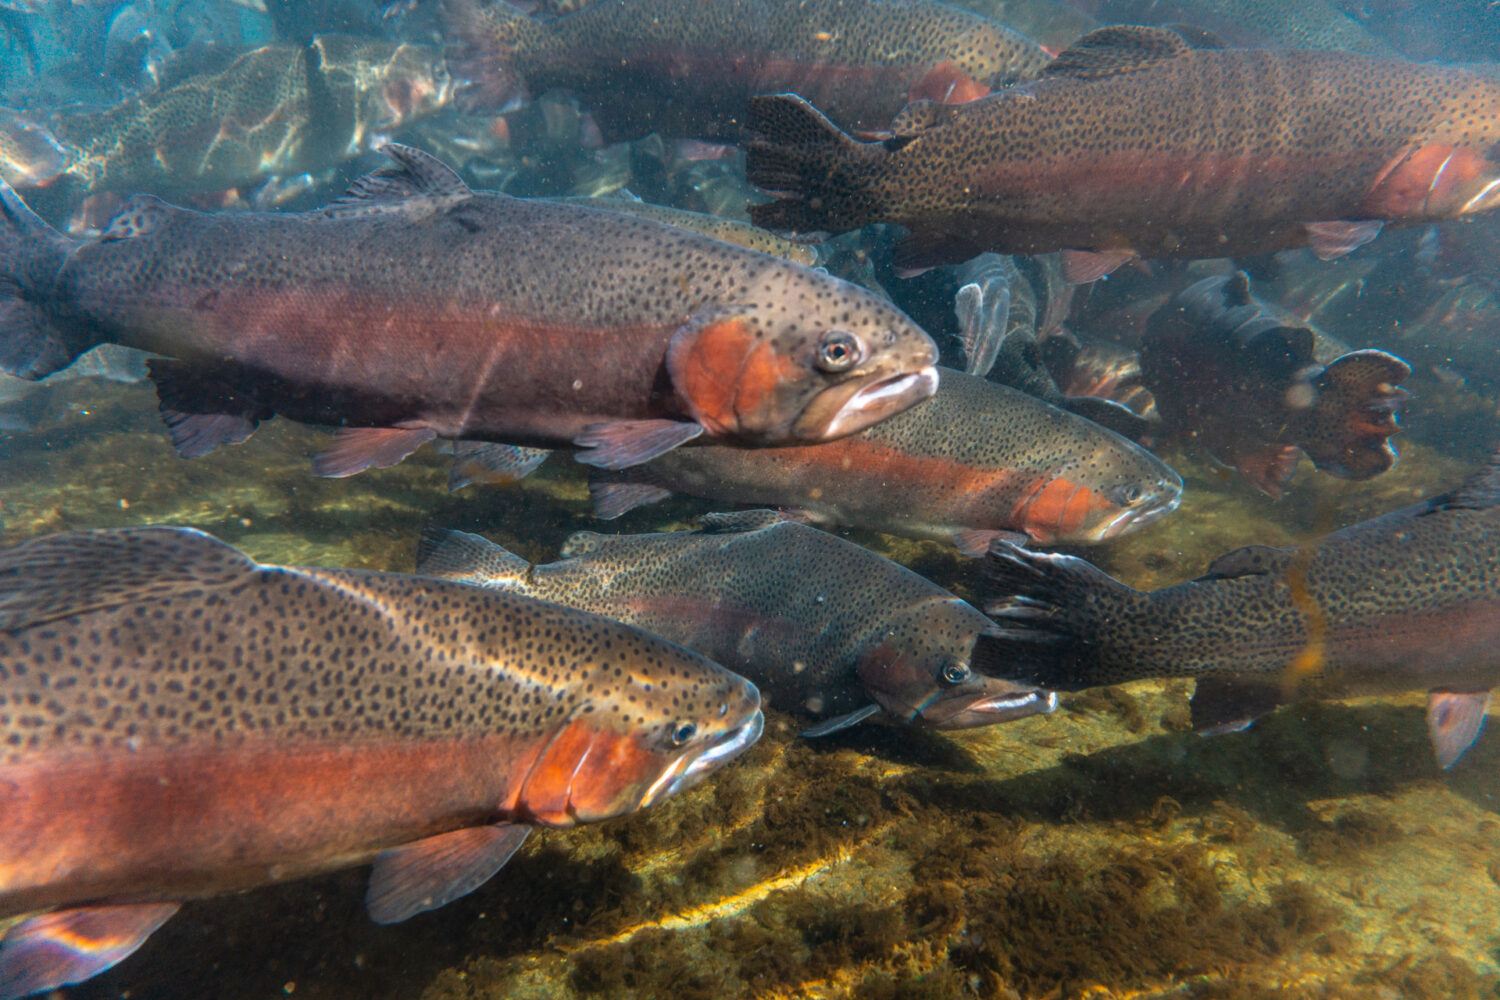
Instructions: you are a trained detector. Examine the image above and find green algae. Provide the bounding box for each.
[5,376,1500,1000]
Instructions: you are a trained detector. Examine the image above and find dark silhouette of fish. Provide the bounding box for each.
[415,510,1057,736]
[1140,271,1410,497]
[746,26,1500,279]
[1066,0,1398,54]
[0,143,938,474]
[445,0,1049,139]
[983,448,1500,769]
[0,526,761,998]
[589,368,1181,555]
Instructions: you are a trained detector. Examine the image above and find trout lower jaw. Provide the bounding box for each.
[800,366,940,441]
[924,688,1058,729]
[1096,487,1183,541]
[642,710,765,807]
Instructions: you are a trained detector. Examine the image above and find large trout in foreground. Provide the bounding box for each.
[0,144,938,474]
[746,26,1500,279]
[983,449,1500,768]
[0,527,762,998]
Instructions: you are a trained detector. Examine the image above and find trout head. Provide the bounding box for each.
[1011,438,1183,545]
[514,657,762,828]
[853,604,1057,730]
[665,274,939,446]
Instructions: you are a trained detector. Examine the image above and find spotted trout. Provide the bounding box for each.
[0,526,762,998]
[983,448,1500,769]
[416,510,1056,736]
[746,26,1500,278]
[446,0,1050,139]
[0,143,938,474]
[590,368,1182,555]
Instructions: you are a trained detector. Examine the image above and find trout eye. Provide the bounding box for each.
[1113,484,1143,505]
[668,721,698,747]
[940,661,971,685]
[816,330,864,373]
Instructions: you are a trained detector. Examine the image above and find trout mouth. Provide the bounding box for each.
[1092,481,1183,542]
[918,687,1058,730]
[639,710,764,808]
[792,366,939,441]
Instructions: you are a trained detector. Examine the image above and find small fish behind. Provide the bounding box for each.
[0,526,761,998]
[416,510,1057,735]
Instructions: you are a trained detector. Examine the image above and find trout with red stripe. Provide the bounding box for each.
[984,448,1500,769]
[0,527,761,998]
[0,144,938,475]
[445,0,1049,139]
[589,368,1182,556]
[746,25,1500,279]
[415,510,1057,736]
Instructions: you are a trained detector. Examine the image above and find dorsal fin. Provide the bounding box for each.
[324,143,472,218]
[887,98,962,142]
[0,527,260,631]
[1438,447,1500,511]
[1196,544,1294,581]
[99,194,173,241]
[1044,26,1194,80]
[697,510,788,533]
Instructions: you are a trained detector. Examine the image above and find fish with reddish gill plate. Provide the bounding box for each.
[983,448,1500,770]
[0,144,938,475]
[417,510,1058,737]
[1139,271,1410,498]
[746,26,1500,280]
[588,368,1182,556]
[0,526,762,999]
[444,0,1049,140]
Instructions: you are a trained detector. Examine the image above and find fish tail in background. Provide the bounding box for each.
[980,540,1142,691]
[745,94,885,235]
[441,0,546,111]
[0,180,85,379]
[0,903,181,1000]
[415,526,532,587]
[1296,349,1411,480]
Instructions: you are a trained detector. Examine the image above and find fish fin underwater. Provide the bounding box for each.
[415,526,531,586]
[147,358,273,458]
[445,441,550,491]
[1295,349,1410,480]
[0,902,180,1000]
[312,424,439,478]
[365,823,531,925]
[0,179,85,380]
[745,93,883,236]
[572,418,704,469]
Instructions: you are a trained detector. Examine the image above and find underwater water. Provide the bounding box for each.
[2,1,1500,999]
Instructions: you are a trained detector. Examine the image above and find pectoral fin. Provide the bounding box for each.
[1060,249,1134,283]
[0,902,179,998]
[799,703,883,737]
[572,419,703,469]
[1304,220,1383,260]
[312,424,438,478]
[1427,690,1490,769]
[1189,677,1283,736]
[366,823,531,925]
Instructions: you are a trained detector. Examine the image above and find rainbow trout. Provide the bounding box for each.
[984,449,1500,768]
[590,368,1182,555]
[446,0,1049,138]
[416,510,1056,735]
[0,144,938,474]
[746,26,1500,278]
[0,527,761,998]
[1140,271,1410,497]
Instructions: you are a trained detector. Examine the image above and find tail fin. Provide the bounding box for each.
[441,0,545,111]
[745,94,883,235]
[415,527,532,588]
[0,180,84,379]
[980,541,1144,691]
[1295,349,1410,480]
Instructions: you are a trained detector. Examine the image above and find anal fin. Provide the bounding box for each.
[589,479,673,519]
[147,358,271,458]
[0,902,179,998]
[1305,220,1384,261]
[1427,690,1490,769]
[1060,249,1134,283]
[312,424,437,478]
[366,823,530,924]
[1189,676,1283,736]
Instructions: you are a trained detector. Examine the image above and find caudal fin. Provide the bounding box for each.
[745,94,883,235]
[980,540,1146,691]
[1295,349,1410,480]
[0,180,84,379]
